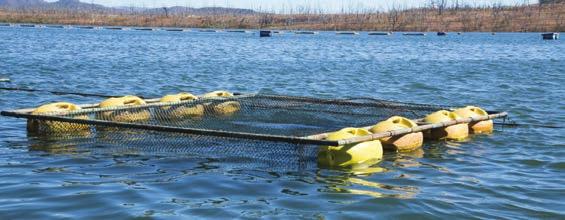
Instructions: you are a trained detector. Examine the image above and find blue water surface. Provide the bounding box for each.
[0,27,564,219]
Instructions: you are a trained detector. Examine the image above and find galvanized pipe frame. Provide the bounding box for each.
[0,110,341,146]
[7,93,256,115]
[0,93,508,147]
[335,112,508,146]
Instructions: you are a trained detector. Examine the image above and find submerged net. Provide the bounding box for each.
[8,94,460,170]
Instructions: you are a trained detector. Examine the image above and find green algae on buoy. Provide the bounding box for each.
[98,96,150,122]
[27,102,90,134]
[159,93,205,118]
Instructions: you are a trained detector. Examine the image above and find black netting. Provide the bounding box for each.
[29,94,447,137]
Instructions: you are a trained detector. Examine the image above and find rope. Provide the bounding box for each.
[0,86,147,99]
[494,122,563,129]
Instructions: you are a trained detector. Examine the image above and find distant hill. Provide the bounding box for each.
[0,0,257,15]
[0,0,46,8]
[0,0,107,11]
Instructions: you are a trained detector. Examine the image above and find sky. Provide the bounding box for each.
[46,0,531,12]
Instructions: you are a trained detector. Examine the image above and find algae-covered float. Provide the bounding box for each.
[1,92,506,170]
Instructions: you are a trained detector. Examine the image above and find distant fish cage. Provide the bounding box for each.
[260,30,272,37]
[199,29,222,33]
[336,31,359,35]
[105,27,127,30]
[20,24,37,28]
[542,33,559,40]
[403,33,426,36]
[164,28,186,32]
[295,31,319,35]
[134,28,155,31]
[368,32,392,36]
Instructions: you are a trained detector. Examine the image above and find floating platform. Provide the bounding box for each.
[542,33,559,40]
[295,31,319,35]
[336,31,359,35]
[403,33,426,36]
[368,32,392,36]
[20,24,37,28]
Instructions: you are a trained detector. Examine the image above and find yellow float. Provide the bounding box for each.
[202,90,241,115]
[98,96,150,122]
[159,93,205,118]
[27,102,90,134]
[453,106,493,134]
[318,128,383,168]
[424,110,469,140]
[202,90,234,98]
[370,116,423,152]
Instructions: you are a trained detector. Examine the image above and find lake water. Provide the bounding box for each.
[0,27,564,219]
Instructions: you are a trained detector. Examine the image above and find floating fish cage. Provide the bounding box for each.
[542,33,559,40]
[20,24,37,28]
[1,93,506,169]
[403,33,426,36]
[134,28,155,31]
[260,30,272,37]
[295,31,319,35]
[164,28,186,32]
[336,31,359,35]
[105,27,127,30]
[368,32,392,36]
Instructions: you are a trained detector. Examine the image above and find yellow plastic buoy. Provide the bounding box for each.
[318,128,383,168]
[453,106,493,134]
[98,96,150,122]
[424,110,469,140]
[202,90,234,98]
[202,90,241,115]
[159,93,204,118]
[27,102,90,134]
[370,116,423,152]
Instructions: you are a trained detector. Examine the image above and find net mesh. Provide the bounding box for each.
[17,94,456,170]
[27,94,451,137]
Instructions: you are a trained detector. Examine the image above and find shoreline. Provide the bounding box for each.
[1,3,564,33]
[1,22,562,34]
